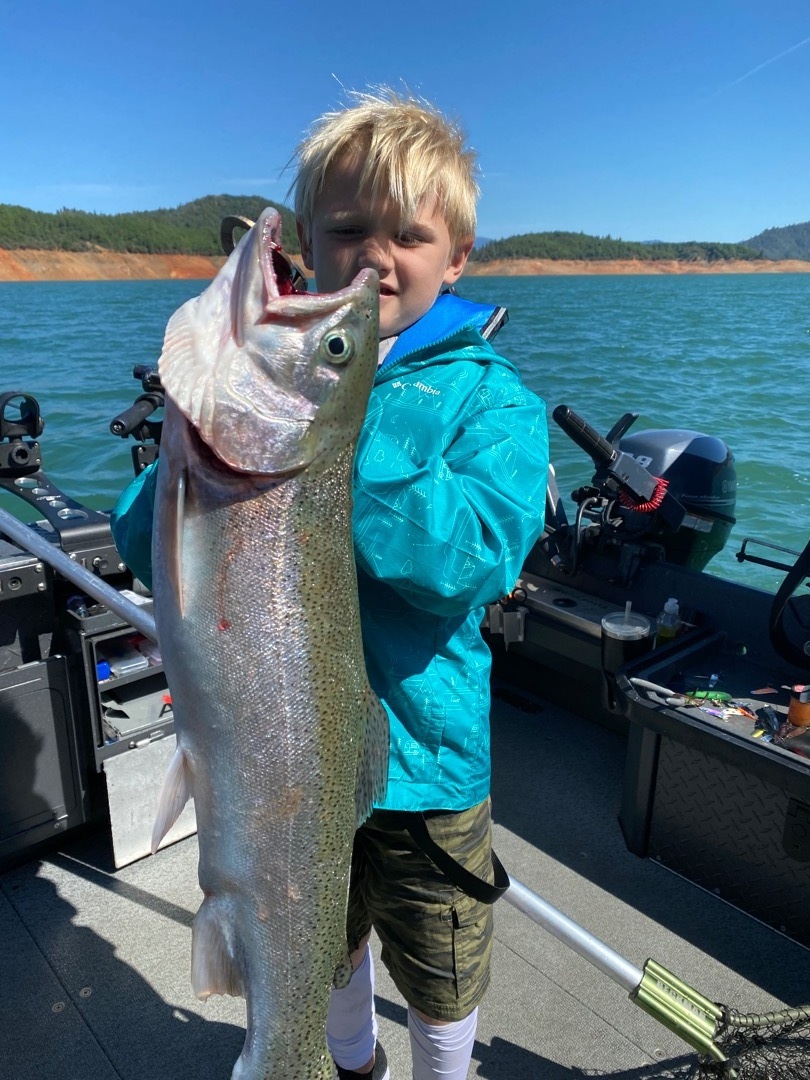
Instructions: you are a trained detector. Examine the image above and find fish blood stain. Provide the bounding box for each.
[218,618,231,631]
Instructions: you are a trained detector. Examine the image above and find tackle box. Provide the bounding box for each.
[618,631,810,947]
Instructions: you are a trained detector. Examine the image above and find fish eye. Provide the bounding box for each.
[321,330,355,366]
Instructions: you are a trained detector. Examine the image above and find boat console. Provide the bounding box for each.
[487,404,810,947]
[0,386,191,870]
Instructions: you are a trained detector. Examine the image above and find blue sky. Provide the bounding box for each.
[1,1,808,243]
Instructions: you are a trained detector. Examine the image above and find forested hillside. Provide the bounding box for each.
[0,196,299,255]
[3,196,808,263]
[743,221,810,260]
[468,232,760,263]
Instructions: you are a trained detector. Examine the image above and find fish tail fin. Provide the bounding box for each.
[355,692,389,827]
[191,898,245,1000]
[151,744,194,854]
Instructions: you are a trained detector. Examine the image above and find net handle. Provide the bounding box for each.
[504,877,642,992]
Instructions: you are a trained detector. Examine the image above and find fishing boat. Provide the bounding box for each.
[1,326,809,1078]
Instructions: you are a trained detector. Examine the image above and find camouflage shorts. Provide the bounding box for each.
[346,798,495,1021]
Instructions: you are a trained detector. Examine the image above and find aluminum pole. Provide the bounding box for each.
[504,876,643,994]
[0,506,157,643]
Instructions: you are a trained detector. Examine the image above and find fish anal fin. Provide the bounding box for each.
[192,899,245,1000]
[151,745,194,854]
[355,693,390,828]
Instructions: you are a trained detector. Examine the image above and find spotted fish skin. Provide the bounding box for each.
[150,208,387,1080]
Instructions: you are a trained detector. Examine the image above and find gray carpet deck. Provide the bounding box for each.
[2,692,807,1079]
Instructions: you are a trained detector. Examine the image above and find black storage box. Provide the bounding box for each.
[618,632,810,946]
[0,656,90,864]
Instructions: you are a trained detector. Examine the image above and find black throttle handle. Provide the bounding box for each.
[553,404,686,531]
[552,405,618,468]
[110,391,164,437]
[553,403,658,502]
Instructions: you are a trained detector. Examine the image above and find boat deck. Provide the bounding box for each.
[2,689,808,1079]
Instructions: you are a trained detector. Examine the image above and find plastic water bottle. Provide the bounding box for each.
[656,597,682,644]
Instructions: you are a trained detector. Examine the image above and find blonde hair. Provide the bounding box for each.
[291,88,479,246]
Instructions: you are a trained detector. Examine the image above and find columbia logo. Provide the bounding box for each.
[391,379,441,397]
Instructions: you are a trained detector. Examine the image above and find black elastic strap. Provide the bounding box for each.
[404,813,510,905]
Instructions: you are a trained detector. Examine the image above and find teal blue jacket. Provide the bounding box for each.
[111,293,548,813]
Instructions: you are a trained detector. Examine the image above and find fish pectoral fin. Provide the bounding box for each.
[156,456,187,618]
[355,692,390,827]
[151,745,194,854]
[192,899,245,1000]
[173,470,187,617]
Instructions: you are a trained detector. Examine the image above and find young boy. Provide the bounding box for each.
[112,89,548,1079]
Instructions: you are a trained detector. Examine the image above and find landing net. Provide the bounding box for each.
[663,1005,810,1079]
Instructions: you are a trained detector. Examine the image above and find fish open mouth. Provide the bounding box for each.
[260,213,308,299]
[224,210,309,313]
[269,245,302,297]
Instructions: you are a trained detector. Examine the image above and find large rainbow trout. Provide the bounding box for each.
[150,208,388,1079]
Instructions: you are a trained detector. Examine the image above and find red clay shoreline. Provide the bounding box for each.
[0,249,228,282]
[462,257,810,276]
[1,249,809,282]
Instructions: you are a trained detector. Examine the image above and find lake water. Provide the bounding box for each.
[1,274,808,593]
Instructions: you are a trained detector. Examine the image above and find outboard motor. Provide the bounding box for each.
[544,406,737,581]
[618,429,736,571]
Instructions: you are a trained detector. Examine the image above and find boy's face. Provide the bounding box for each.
[297,156,473,339]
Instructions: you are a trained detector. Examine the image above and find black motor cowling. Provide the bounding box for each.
[619,429,736,571]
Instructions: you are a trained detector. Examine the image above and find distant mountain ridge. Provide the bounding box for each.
[468,231,760,264]
[743,221,810,261]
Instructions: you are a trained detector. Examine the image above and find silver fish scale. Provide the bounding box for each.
[156,435,385,1080]
[151,218,385,1080]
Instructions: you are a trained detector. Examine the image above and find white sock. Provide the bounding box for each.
[408,1006,478,1080]
[326,944,379,1072]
